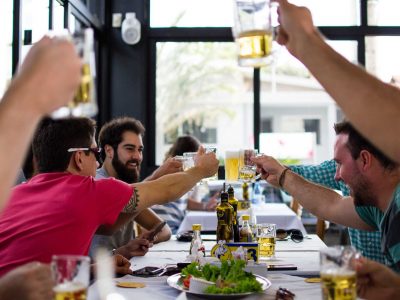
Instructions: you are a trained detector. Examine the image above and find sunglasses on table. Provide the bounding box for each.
[276,229,304,243]
[68,147,103,164]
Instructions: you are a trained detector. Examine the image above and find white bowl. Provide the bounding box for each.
[188,277,215,293]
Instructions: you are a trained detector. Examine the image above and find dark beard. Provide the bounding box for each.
[112,152,140,183]
[351,177,376,207]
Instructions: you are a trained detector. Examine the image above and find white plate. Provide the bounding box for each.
[167,273,271,299]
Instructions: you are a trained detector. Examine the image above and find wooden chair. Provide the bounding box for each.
[290,198,327,240]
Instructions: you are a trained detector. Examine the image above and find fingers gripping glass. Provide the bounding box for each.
[68,147,103,164]
[276,229,304,243]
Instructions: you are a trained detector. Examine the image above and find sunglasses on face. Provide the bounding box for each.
[67,147,103,164]
[276,229,304,243]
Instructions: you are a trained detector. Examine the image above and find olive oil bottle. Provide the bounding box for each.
[227,185,240,242]
[216,191,234,243]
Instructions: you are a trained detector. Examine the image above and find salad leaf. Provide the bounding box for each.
[180,260,262,294]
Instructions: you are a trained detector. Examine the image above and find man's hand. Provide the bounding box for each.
[0,262,54,300]
[113,254,133,275]
[355,257,400,299]
[193,146,219,178]
[204,192,219,211]
[251,155,286,187]
[146,157,183,181]
[275,0,320,59]
[115,238,152,259]
[8,36,81,116]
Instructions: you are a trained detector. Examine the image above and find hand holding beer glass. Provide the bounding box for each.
[320,246,359,300]
[52,255,90,300]
[232,0,277,67]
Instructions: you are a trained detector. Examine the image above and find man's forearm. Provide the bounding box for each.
[134,166,206,211]
[282,170,372,230]
[0,88,42,209]
[298,32,400,163]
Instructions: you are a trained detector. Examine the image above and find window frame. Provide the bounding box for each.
[146,0,400,167]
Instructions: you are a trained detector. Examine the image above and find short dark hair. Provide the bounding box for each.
[98,117,145,159]
[334,120,398,170]
[165,135,201,160]
[33,117,96,173]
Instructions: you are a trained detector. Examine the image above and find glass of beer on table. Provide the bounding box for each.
[320,246,359,300]
[232,0,277,67]
[52,255,90,300]
[256,223,276,260]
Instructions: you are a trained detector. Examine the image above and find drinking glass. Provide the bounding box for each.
[52,255,90,300]
[183,152,196,171]
[320,246,359,300]
[51,28,98,118]
[256,223,276,260]
[238,149,259,182]
[225,150,240,182]
[232,0,277,67]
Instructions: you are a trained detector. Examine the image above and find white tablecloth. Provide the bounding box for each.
[88,235,326,300]
[177,203,307,234]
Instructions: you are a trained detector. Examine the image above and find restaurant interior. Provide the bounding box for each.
[2,0,400,299]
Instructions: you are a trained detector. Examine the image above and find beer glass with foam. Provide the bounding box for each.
[320,246,359,300]
[232,0,277,67]
[256,223,276,260]
[52,255,90,300]
[225,150,240,182]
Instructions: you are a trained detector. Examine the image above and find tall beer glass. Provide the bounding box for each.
[225,150,240,182]
[52,255,90,300]
[232,0,276,67]
[51,28,98,118]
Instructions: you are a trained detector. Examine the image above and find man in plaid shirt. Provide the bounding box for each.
[290,160,386,264]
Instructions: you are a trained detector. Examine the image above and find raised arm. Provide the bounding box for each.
[276,0,400,163]
[252,155,373,230]
[0,37,81,209]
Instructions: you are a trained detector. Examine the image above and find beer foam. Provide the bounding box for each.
[320,268,356,276]
[53,282,86,293]
[225,151,239,159]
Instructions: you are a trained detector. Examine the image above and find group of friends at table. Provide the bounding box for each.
[0,0,400,299]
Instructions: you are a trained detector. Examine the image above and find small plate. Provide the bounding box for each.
[167,273,271,299]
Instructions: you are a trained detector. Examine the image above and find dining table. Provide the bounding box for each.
[177,203,307,235]
[88,234,327,300]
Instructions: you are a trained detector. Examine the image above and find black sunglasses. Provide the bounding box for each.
[276,229,304,243]
[67,147,103,164]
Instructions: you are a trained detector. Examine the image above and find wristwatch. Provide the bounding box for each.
[111,248,116,256]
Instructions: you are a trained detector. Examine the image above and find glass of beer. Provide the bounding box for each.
[225,150,240,182]
[238,149,259,182]
[232,0,277,67]
[320,246,359,300]
[52,255,90,300]
[51,28,98,119]
[256,223,276,260]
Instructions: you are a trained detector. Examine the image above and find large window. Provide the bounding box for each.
[149,0,400,168]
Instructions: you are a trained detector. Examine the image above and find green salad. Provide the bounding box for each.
[181,260,263,294]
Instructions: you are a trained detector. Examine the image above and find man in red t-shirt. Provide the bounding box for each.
[0,117,218,276]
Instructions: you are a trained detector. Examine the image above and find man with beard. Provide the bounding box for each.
[252,121,400,272]
[90,117,182,259]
